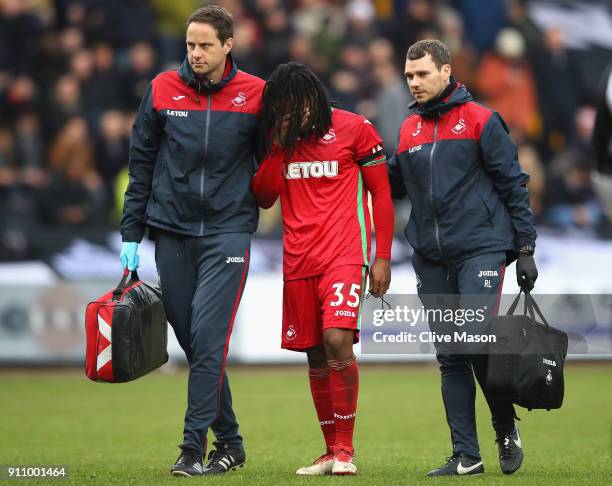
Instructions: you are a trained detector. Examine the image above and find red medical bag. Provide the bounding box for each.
[85,270,168,382]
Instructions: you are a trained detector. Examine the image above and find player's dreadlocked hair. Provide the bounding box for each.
[258,62,333,160]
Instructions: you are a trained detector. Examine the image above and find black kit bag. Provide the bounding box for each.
[85,270,168,383]
[487,291,568,410]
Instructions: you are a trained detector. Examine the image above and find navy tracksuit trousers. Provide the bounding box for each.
[412,251,516,459]
[154,229,250,456]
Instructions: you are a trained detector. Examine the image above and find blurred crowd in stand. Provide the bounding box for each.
[1,0,611,261]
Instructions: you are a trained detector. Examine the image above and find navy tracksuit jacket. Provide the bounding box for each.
[121,56,264,455]
[388,81,536,264]
[388,80,537,459]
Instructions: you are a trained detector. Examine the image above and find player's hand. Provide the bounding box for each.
[120,242,139,271]
[516,254,537,291]
[369,258,391,297]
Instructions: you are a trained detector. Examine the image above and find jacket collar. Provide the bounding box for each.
[410,78,472,119]
[179,54,237,93]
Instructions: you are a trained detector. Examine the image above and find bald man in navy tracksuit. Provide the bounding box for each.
[120,6,264,477]
[388,40,538,478]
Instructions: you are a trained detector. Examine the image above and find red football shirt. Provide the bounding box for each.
[278,108,385,280]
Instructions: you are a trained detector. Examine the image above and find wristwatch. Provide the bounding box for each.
[519,244,535,256]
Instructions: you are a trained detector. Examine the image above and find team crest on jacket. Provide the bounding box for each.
[231,91,247,107]
[452,118,466,134]
[320,129,336,144]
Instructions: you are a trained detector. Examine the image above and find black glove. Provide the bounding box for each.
[516,253,538,291]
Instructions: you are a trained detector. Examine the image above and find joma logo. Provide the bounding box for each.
[478,270,499,277]
[226,256,245,263]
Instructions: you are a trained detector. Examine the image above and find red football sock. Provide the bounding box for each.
[328,356,359,455]
[308,367,335,454]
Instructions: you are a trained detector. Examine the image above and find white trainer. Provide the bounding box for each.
[296,453,334,475]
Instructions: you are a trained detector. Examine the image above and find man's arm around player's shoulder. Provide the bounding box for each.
[251,150,284,209]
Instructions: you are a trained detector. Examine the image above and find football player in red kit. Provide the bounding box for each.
[251,62,394,475]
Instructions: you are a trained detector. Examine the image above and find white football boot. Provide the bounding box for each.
[332,448,357,475]
[295,453,335,475]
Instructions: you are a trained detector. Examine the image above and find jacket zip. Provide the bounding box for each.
[429,120,443,257]
[200,91,212,235]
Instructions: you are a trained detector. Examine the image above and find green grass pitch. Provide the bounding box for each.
[1,363,610,485]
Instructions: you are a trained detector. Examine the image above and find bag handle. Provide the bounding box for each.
[524,294,535,320]
[524,292,550,327]
[506,290,549,326]
[112,269,140,301]
[507,291,523,315]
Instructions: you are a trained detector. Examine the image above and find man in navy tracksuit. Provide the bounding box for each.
[388,40,538,477]
[119,6,264,477]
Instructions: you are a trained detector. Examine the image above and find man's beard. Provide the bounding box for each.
[191,61,217,80]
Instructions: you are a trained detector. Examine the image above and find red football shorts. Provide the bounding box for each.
[281,264,368,351]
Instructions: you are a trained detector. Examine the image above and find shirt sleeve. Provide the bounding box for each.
[120,82,162,243]
[353,118,394,259]
[361,163,394,260]
[480,112,537,247]
[355,118,386,167]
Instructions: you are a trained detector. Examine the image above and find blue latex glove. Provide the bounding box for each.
[120,242,139,271]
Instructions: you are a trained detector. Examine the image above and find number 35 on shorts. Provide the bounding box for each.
[330,282,361,307]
